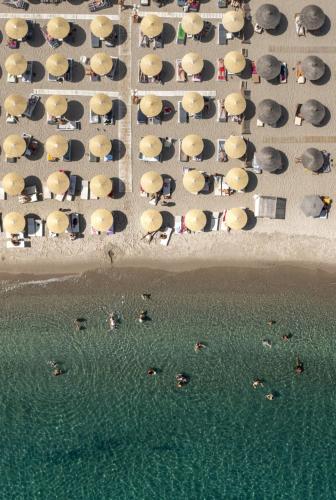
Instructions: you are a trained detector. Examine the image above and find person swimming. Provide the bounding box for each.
[252,378,264,389]
[265,393,275,400]
[262,339,272,348]
[139,310,148,323]
[194,342,206,352]
[267,320,276,326]
[282,334,290,342]
[52,368,64,377]
[109,313,118,330]
[147,368,157,376]
[295,355,304,374]
[176,374,188,387]
[141,293,151,300]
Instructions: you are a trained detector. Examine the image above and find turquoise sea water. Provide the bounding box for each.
[1,267,336,499]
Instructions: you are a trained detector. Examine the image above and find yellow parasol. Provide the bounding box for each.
[140,171,163,194]
[139,95,163,118]
[224,51,246,74]
[140,209,163,232]
[3,212,25,233]
[5,18,28,40]
[181,134,204,157]
[45,135,68,158]
[225,208,247,230]
[224,93,246,116]
[46,54,68,77]
[181,52,204,75]
[2,172,24,196]
[3,134,26,158]
[89,135,111,158]
[183,170,205,194]
[140,14,163,38]
[5,54,27,76]
[224,135,246,159]
[185,209,206,232]
[90,175,112,198]
[90,16,113,38]
[139,135,162,158]
[181,13,204,35]
[45,95,68,117]
[222,10,245,33]
[140,54,163,77]
[47,17,70,39]
[4,94,27,116]
[89,94,112,115]
[47,171,70,195]
[225,167,248,190]
[46,211,69,234]
[90,52,112,76]
[91,209,113,232]
[182,92,204,114]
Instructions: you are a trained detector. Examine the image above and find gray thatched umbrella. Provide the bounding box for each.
[300,99,325,125]
[302,148,324,171]
[301,56,325,81]
[255,4,281,30]
[257,99,281,125]
[256,147,282,172]
[300,195,323,217]
[300,5,325,31]
[256,55,281,80]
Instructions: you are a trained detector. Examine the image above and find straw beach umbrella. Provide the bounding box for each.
[45,135,68,158]
[140,54,162,77]
[3,134,26,158]
[256,55,281,80]
[181,134,204,157]
[139,135,162,158]
[91,209,113,232]
[225,167,248,191]
[182,13,203,35]
[224,135,246,159]
[181,52,204,75]
[2,172,24,196]
[140,14,163,38]
[90,53,112,76]
[5,54,27,76]
[141,171,163,194]
[90,175,113,198]
[47,17,70,39]
[4,94,27,116]
[300,5,325,31]
[255,4,281,30]
[182,92,204,114]
[300,195,324,217]
[5,18,28,40]
[141,209,162,232]
[140,95,163,118]
[302,148,324,172]
[257,99,281,125]
[89,94,112,116]
[47,211,69,234]
[222,10,245,33]
[224,93,246,116]
[224,51,246,74]
[185,209,206,232]
[90,16,113,38]
[3,212,25,233]
[301,56,325,81]
[226,208,247,230]
[47,172,70,195]
[183,170,205,194]
[45,95,68,117]
[300,100,325,125]
[89,135,111,158]
[46,54,68,77]
[256,147,282,172]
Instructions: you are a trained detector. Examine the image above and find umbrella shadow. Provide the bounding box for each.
[162,22,176,44]
[310,16,330,37]
[32,61,45,83]
[27,141,43,161]
[244,99,256,120]
[275,106,288,128]
[267,14,288,36]
[113,99,127,121]
[161,61,175,83]
[200,24,215,43]
[242,21,254,41]
[112,139,126,161]
[311,64,331,85]
[314,106,330,127]
[201,60,215,81]
[66,100,84,121]
[30,100,45,121]
[113,210,128,232]
[65,24,86,47]
[114,24,127,46]
[70,139,85,161]
[202,139,215,160]
[274,150,289,174]
[203,210,212,232]
[71,61,85,83]
[245,171,258,192]
[161,210,174,228]
[161,143,175,161]
[27,24,44,48]
[111,177,125,199]
[240,61,252,80]
[113,60,127,81]
[245,139,256,162]
[163,174,176,195]
[25,175,42,194]
[204,99,216,120]
[162,100,175,122]
[243,208,257,230]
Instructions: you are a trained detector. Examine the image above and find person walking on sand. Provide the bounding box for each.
[118,0,126,10]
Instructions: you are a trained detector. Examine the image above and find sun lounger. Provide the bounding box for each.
[280,62,287,83]
[106,58,118,81]
[91,33,101,49]
[0,182,5,201]
[210,211,220,231]
[220,210,229,231]
[68,213,80,233]
[22,94,40,119]
[217,139,227,162]
[138,152,160,162]
[137,107,148,125]
[42,25,61,48]
[55,191,66,201]
[19,185,38,203]
[6,113,17,124]
[178,101,188,123]
[162,177,171,199]
[66,175,77,201]
[22,61,33,83]
[160,227,173,246]
[254,23,263,34]
[179,139,189,162]
[58,120,80,131]
[28,217,44,237]
[257,119,264,127]
[217,59,227,81]
[80,180,89,200]
[218,23,227,45]
[3,0,29,9]
[176,59,187,82]
[251,60,260,83]
[296,62,306,83]
[295,104,302,126]
[218,0,227,7]
[65,59,73,82]
[176,22,186,45]
[217,99,228,122]
[214,175,222,195]
[6,232,26,248]
[295,14,305,36]
[154,34,163,49]
[43,184,52,199]
[89,0,112,11]
[174,215,182,234]
[90,108,100,124]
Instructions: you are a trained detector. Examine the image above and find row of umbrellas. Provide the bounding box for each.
[2,134,112,158]
[2,172,113,197]
[5,16,114,41]
[4,209,113,234]
[256,4,325,31]
[257,54,325,81]
[257,98,325,126]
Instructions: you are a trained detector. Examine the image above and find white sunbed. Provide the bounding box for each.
[257,119,264,127]
[0,182,6,200]
[214,175,222,195]
[80,180,89,200]
[89,108,100,124]
[55,192,67,202]
[27,217,44,237]
[6,232,26,248]
[174,215,182,234]
[220,210,229,231]
[160,227,173,246]
[43,184,52,200]
[210,211,220,231]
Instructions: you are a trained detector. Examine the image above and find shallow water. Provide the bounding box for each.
[1,267,336,499]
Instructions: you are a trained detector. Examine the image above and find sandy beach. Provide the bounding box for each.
[0,0,335,274]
